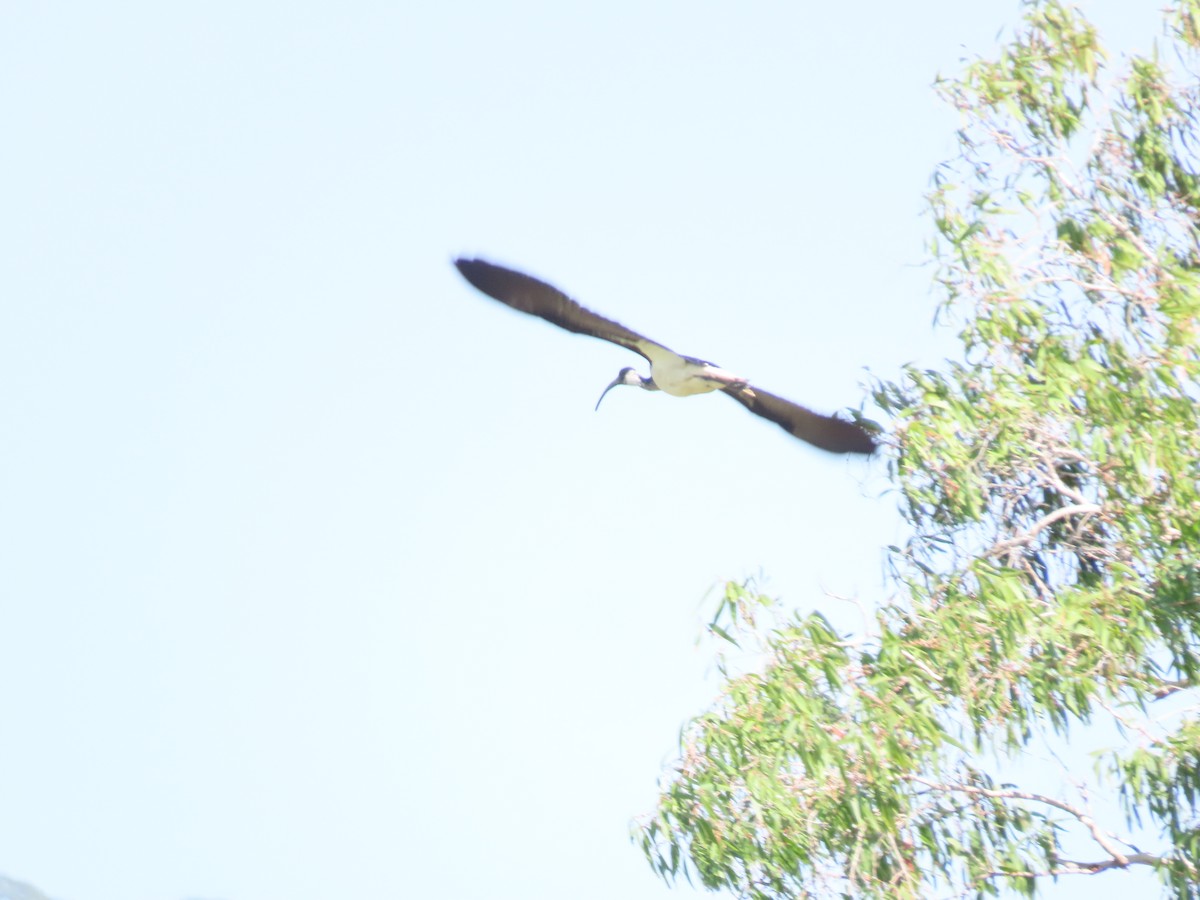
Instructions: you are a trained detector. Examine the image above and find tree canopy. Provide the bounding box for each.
[639,2,1200,897]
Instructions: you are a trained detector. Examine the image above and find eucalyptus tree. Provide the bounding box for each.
[640,3,1200,897]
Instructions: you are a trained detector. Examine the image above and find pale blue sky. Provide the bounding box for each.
[0,3,1173,899]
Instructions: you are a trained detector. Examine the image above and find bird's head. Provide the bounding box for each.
[595,367,648,411]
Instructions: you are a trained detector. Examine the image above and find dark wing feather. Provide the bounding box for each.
[455,258,666,361]
[722,385,876,455]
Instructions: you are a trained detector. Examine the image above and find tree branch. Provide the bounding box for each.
[1153,678,1193,699]
[1050,852,1165,873]
[988,503,1103,558]
[907,777,1137,867]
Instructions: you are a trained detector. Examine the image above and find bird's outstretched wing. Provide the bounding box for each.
[722,385,876,455]
[457,257,877,454]
[454,258,672,362]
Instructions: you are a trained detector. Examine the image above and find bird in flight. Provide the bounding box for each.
[454,258,876,455]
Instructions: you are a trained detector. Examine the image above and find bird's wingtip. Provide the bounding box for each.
[827,415,878,455]
[850,417,882,455]
[454,257,497,293]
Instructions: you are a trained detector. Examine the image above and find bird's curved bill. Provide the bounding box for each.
[595,377,623,411]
